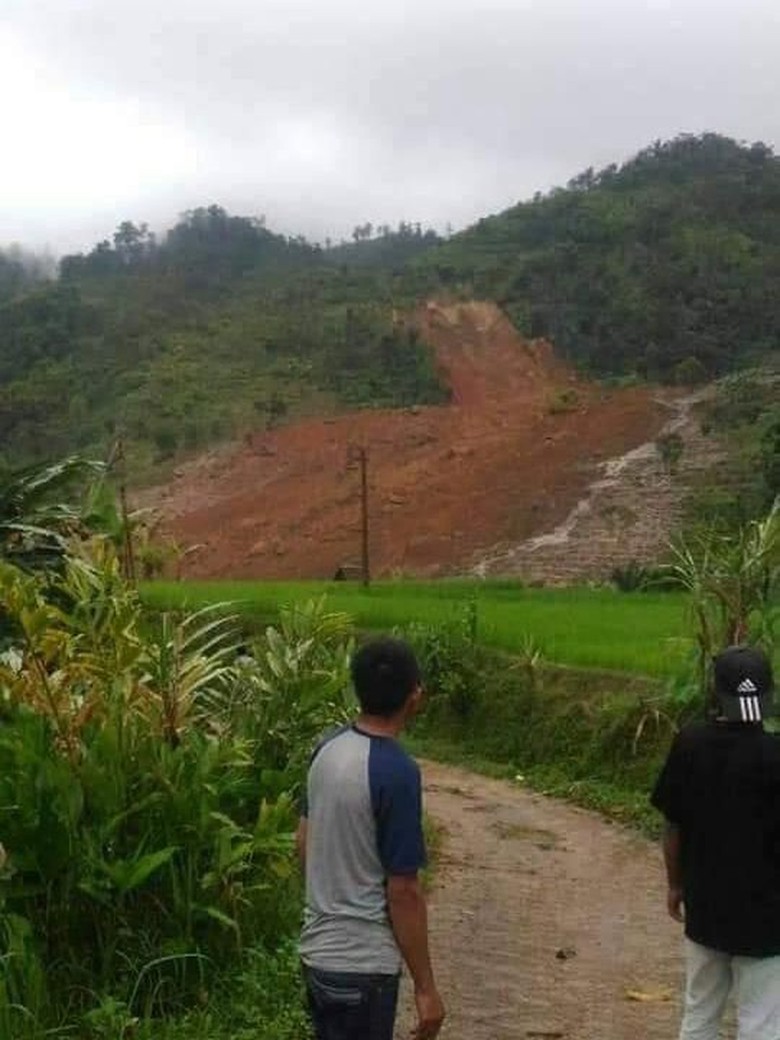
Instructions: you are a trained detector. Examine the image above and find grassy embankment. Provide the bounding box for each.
[142,580,693,833]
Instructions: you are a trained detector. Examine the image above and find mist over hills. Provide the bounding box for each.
[0,132,778,486]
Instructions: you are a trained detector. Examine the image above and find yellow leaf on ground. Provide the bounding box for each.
[625,987,674,1003]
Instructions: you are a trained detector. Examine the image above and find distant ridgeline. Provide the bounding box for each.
[413,133,780,380]
[0,133,778,478]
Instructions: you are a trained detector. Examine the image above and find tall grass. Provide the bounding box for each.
[0,550,351,1038]
[141,580,690,677]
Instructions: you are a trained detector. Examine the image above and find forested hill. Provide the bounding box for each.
[0,133,778,477]
[0,209,447,476]
[415,133,780,380]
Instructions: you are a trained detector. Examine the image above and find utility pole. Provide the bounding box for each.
[347,443,370,587]
[113,436,137,585]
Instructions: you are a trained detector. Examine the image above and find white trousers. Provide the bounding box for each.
[680,939,780,1040]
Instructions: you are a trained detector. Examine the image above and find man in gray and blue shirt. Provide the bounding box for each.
[297,637,445,1040]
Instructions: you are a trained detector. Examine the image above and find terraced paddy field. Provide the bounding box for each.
[140,580,689,678]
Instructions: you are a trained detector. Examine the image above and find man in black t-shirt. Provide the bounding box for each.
[651,645,779,1040]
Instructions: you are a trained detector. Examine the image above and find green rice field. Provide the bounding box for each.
[140,579,691,678]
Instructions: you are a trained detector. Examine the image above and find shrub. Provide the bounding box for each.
[547,388,579,415]
[403,599,483,720]
[610,560,648,592]
[0,550,350,1036]
[611,562,684,593]
[656,432,684,474]
[672,356,707,387]
[669,500,778,709]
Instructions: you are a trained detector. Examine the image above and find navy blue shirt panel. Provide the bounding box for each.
[367,736,427,876]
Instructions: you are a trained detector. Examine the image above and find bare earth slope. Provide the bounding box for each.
[398,761,685,1040]
[471,387,725,583]
[145,301,670,579]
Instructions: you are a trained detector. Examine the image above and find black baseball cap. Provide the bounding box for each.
[713,645,774,723]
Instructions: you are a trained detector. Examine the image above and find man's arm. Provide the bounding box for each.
[295,816,307,871]
[661,821,684,922]
[387,873,445,1040]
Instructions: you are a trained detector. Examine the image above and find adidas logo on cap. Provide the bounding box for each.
[714,646,774,724]
[737,677,761,721]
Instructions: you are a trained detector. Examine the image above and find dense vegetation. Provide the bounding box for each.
[688,363,780,526]
[0,209,446,477]
[1,463,776,1036]
[0,463,362,1038]
[0,134,778,481]
[417,133,780,380]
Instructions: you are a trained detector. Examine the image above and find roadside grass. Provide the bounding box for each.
[406,735,662,837]
[400,635,679,837]
[140,580,690,678]
[136,941,311,1040]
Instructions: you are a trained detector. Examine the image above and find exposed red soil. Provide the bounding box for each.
[144,302,670,579]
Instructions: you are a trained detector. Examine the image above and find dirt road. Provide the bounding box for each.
[398,761,684,1039]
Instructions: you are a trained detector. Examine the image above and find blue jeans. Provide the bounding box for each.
[303,965,400,1040]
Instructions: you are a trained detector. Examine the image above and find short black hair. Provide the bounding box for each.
[350,637,421,717]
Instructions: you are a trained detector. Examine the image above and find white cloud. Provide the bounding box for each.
[1,0,778,253]
[0,29,199,249]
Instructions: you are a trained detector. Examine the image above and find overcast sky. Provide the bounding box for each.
[2,0,778,255]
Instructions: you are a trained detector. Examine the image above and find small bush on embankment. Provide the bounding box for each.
[403,616,689,833]
[402,503,778,830]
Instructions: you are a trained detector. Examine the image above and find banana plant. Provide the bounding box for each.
[0,456,103,574]
[138,607,239,746]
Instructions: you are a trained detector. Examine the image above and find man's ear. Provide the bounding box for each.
[407,684,424,716]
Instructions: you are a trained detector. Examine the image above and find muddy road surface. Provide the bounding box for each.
[398,761,684,1040]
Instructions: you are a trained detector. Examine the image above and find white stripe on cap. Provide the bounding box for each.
[739,695,763,721]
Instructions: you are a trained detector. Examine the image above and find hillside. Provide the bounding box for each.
[0,133,777,582]
[0,209,445,477]
[0,134,778,484]
[415,133,780,380]
[141,301,674,580]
